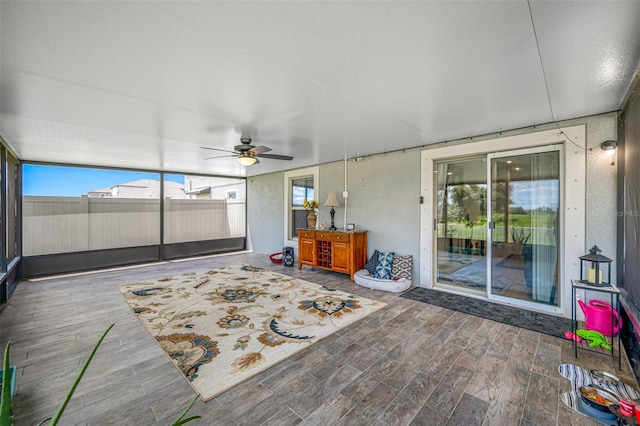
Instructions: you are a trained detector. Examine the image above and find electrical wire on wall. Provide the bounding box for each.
[343,157,348,230]
[527,0,585,152]
[527,0,589,254]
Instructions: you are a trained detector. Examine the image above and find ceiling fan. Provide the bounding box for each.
[201,137,293,166]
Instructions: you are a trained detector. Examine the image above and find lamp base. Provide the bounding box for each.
[329,207,336,231]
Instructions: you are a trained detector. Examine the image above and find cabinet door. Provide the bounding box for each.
[299,239,315,265]
[332,241,350,273]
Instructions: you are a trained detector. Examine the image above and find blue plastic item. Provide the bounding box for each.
[0,365,17,399]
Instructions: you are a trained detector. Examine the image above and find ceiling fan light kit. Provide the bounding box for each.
[237,155,257,166]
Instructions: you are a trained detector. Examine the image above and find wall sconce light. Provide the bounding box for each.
[599,140,617,166]
[600,140,617,156]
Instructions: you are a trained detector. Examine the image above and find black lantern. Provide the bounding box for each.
[282,246,295,267]
[579,245,612,286]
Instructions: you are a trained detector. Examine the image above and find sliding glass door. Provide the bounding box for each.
[435,157,487,293]
[434,146,561,310]
[489,148,560,307]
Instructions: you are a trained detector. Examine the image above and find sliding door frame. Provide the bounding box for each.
[420,125,586,318]
[486,145,563,315]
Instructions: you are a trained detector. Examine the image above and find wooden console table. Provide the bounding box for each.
[298,229,367,281]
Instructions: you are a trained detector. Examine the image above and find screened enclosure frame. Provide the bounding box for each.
[20,162,247,278]
[0,141,22,306]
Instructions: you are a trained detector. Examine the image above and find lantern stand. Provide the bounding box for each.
[572,245,620,369]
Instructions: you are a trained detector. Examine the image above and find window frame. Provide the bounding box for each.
[284,166,319,244]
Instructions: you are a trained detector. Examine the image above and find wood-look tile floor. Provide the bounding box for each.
[1,252,637,425]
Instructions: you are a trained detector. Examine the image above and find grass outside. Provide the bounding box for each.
[438,223,556,246]
[492,213,557,229]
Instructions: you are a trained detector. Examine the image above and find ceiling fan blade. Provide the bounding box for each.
[201,146,236,154]
[204,154,237,160]
[248,146,272,155]
[257,153,294,161]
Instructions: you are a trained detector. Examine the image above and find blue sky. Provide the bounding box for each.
[23,165,184,196]
[292,186,314,206]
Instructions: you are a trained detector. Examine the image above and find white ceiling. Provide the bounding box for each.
[1,1,639,177]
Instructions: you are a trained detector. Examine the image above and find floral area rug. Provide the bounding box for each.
[118,265,386,401]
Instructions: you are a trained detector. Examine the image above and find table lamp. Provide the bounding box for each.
[323,193,341,231]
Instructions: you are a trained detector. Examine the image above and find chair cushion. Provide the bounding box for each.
[374,252,395,279]
[364,249,380,275]
[391,255,413,280]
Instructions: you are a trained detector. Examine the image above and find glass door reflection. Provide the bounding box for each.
[489,150,560,307]
[435,157,487,293]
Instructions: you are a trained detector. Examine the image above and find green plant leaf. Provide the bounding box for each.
[172,416,202,426]
[48,323,115,426]
[0,341,12,426]
[171,394,201,426]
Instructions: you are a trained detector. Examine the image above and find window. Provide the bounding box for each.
[291,177,314,238]
[226,190,237,200]
[284,167,318,242]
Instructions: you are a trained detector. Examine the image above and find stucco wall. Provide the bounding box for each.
[247,112,618,286]
[247,172,284,254]
[580,114,618,281]
[545,113,618,282]
[328,151,422,276]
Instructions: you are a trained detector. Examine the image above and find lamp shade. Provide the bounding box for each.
[237,155,257,166]
[323,193,341,207]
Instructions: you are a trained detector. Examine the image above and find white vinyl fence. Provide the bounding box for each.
[23,196,246,255]
[163,198,246,243]
[225,199,247,238]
